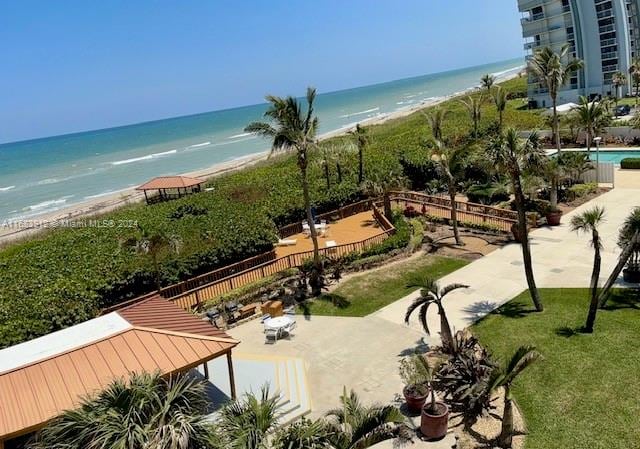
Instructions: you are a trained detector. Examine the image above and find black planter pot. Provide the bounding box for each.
[623,268,640,283]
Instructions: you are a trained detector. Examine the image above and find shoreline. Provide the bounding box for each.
[0,67,524,244]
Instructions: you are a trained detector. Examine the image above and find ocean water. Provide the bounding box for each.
[0,58,523,222]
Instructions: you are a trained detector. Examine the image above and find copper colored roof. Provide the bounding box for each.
[136,176,204,191]
[117,295,231,339]
[0,309,238,441]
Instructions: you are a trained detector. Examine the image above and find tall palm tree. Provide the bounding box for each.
[245,87,324,293]
[324,388,407,449]
[488,129,544,312]
[214,386,281,449]
[492,86,508,132]
[628,57,640,106]
[460,95,483,138]
[430,139,468,245]
[121,224,180,292]
[572,96,612,155]
[570,206,606,333]
[404,276,469,353]
[490,346,542,448]
[350,124,368,185]
[612,71,627,114]
[362,171,406,221]
[31,372,213,449]
[481,73,496,94]
[528,44,584,154]
[424,108,450,141]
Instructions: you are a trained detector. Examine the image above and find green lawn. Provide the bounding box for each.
[299,255,467,317]
[472,288,640,449]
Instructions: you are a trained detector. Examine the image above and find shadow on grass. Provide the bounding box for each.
[554,325,583,338]
[492,301,538,319]
[601,289,640,311]
[321,293,351,309]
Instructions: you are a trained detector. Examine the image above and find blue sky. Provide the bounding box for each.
[0,1,523,143]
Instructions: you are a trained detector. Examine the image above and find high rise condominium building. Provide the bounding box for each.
[518,0,640,107]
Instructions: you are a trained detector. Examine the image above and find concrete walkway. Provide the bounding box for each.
[374,187,640,334]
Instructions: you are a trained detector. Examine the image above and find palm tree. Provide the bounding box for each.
[362,171,406,221]
[612,71,627,114]
[598,207,640,307]
[245,87,324,293]
[272,418,332,449]
[488,129,544,312]
[31,372,213,449]
[424,108,450,141]
[430,139,468,245]
[570,206,606,333]
[490,346,542,448]
[629,57,640,106]
[460,95,483,138]
[324,388,407,449]
[572,96,612,155]
[481,73,495,93]
[350,124,368,185]
[214,386,281,449]
[404,276,469,353]
[528,44,584,154]
[121,224,180,292]
[492,86,508,132]
[541,156,566,211]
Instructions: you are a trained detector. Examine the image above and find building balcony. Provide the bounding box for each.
[599,24,616,34]
[597,9,614,20]
[601,51,619,60]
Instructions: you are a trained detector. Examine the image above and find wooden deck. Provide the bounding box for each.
[275,211,383,258]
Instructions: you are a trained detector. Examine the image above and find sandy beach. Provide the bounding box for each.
[0,68,524,244]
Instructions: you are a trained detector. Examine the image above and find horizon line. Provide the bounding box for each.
[1,55,523,147]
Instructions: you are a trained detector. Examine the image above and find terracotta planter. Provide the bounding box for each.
[545,210,563,226]
[623,268,640,283]
[403,386,428,414]
[420,401,449,440]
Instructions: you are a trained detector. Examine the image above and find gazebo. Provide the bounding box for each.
[0,295,238,448]
[136,176,205,204]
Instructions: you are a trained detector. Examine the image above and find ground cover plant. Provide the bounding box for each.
[472,288,640,449]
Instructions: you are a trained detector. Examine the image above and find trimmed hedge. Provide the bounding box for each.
[620,158,640,169]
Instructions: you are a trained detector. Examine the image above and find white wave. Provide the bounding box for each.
[150,149,177,157]
[0,185,15,192]
[38,178,60,185]
[209,136,257,147]
[227,132,253,139]
[491,65,524,78]
[187,141,211,148]
[84,187,132,200]
[339,107,380,118]
[25,195,74,211]
[110,149,176,166]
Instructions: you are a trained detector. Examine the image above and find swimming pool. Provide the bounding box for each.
[584,150,640,164]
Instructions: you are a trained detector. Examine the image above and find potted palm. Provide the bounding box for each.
[418,357,449,440]
[399,355,430,414]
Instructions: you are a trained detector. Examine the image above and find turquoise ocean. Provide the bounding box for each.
[0,58,522,222]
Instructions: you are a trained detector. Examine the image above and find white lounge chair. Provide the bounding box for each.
[265,327,281,342]
[282,321,297,338]
[277,239,297,246]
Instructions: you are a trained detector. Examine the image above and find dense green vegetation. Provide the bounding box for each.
[472,289,640,449]
[0,76,536,348]
[620,157,640,169]
[301,255,467,317]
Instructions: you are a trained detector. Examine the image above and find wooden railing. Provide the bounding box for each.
[107,200,394,313]
[278,199,378,238]
[168,229,394,310]
[389,191,537,232]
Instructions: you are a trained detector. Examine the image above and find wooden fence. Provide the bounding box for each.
[107,199,393,313]
[389,191,537,232]
[169,229,393,310]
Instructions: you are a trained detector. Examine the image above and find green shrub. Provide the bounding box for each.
[360,213,411,258]
[620,158,640,169]
[568,182,598,199]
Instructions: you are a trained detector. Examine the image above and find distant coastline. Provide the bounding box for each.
[0,62,524,244]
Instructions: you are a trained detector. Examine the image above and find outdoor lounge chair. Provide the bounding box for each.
[265,327,281,342]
